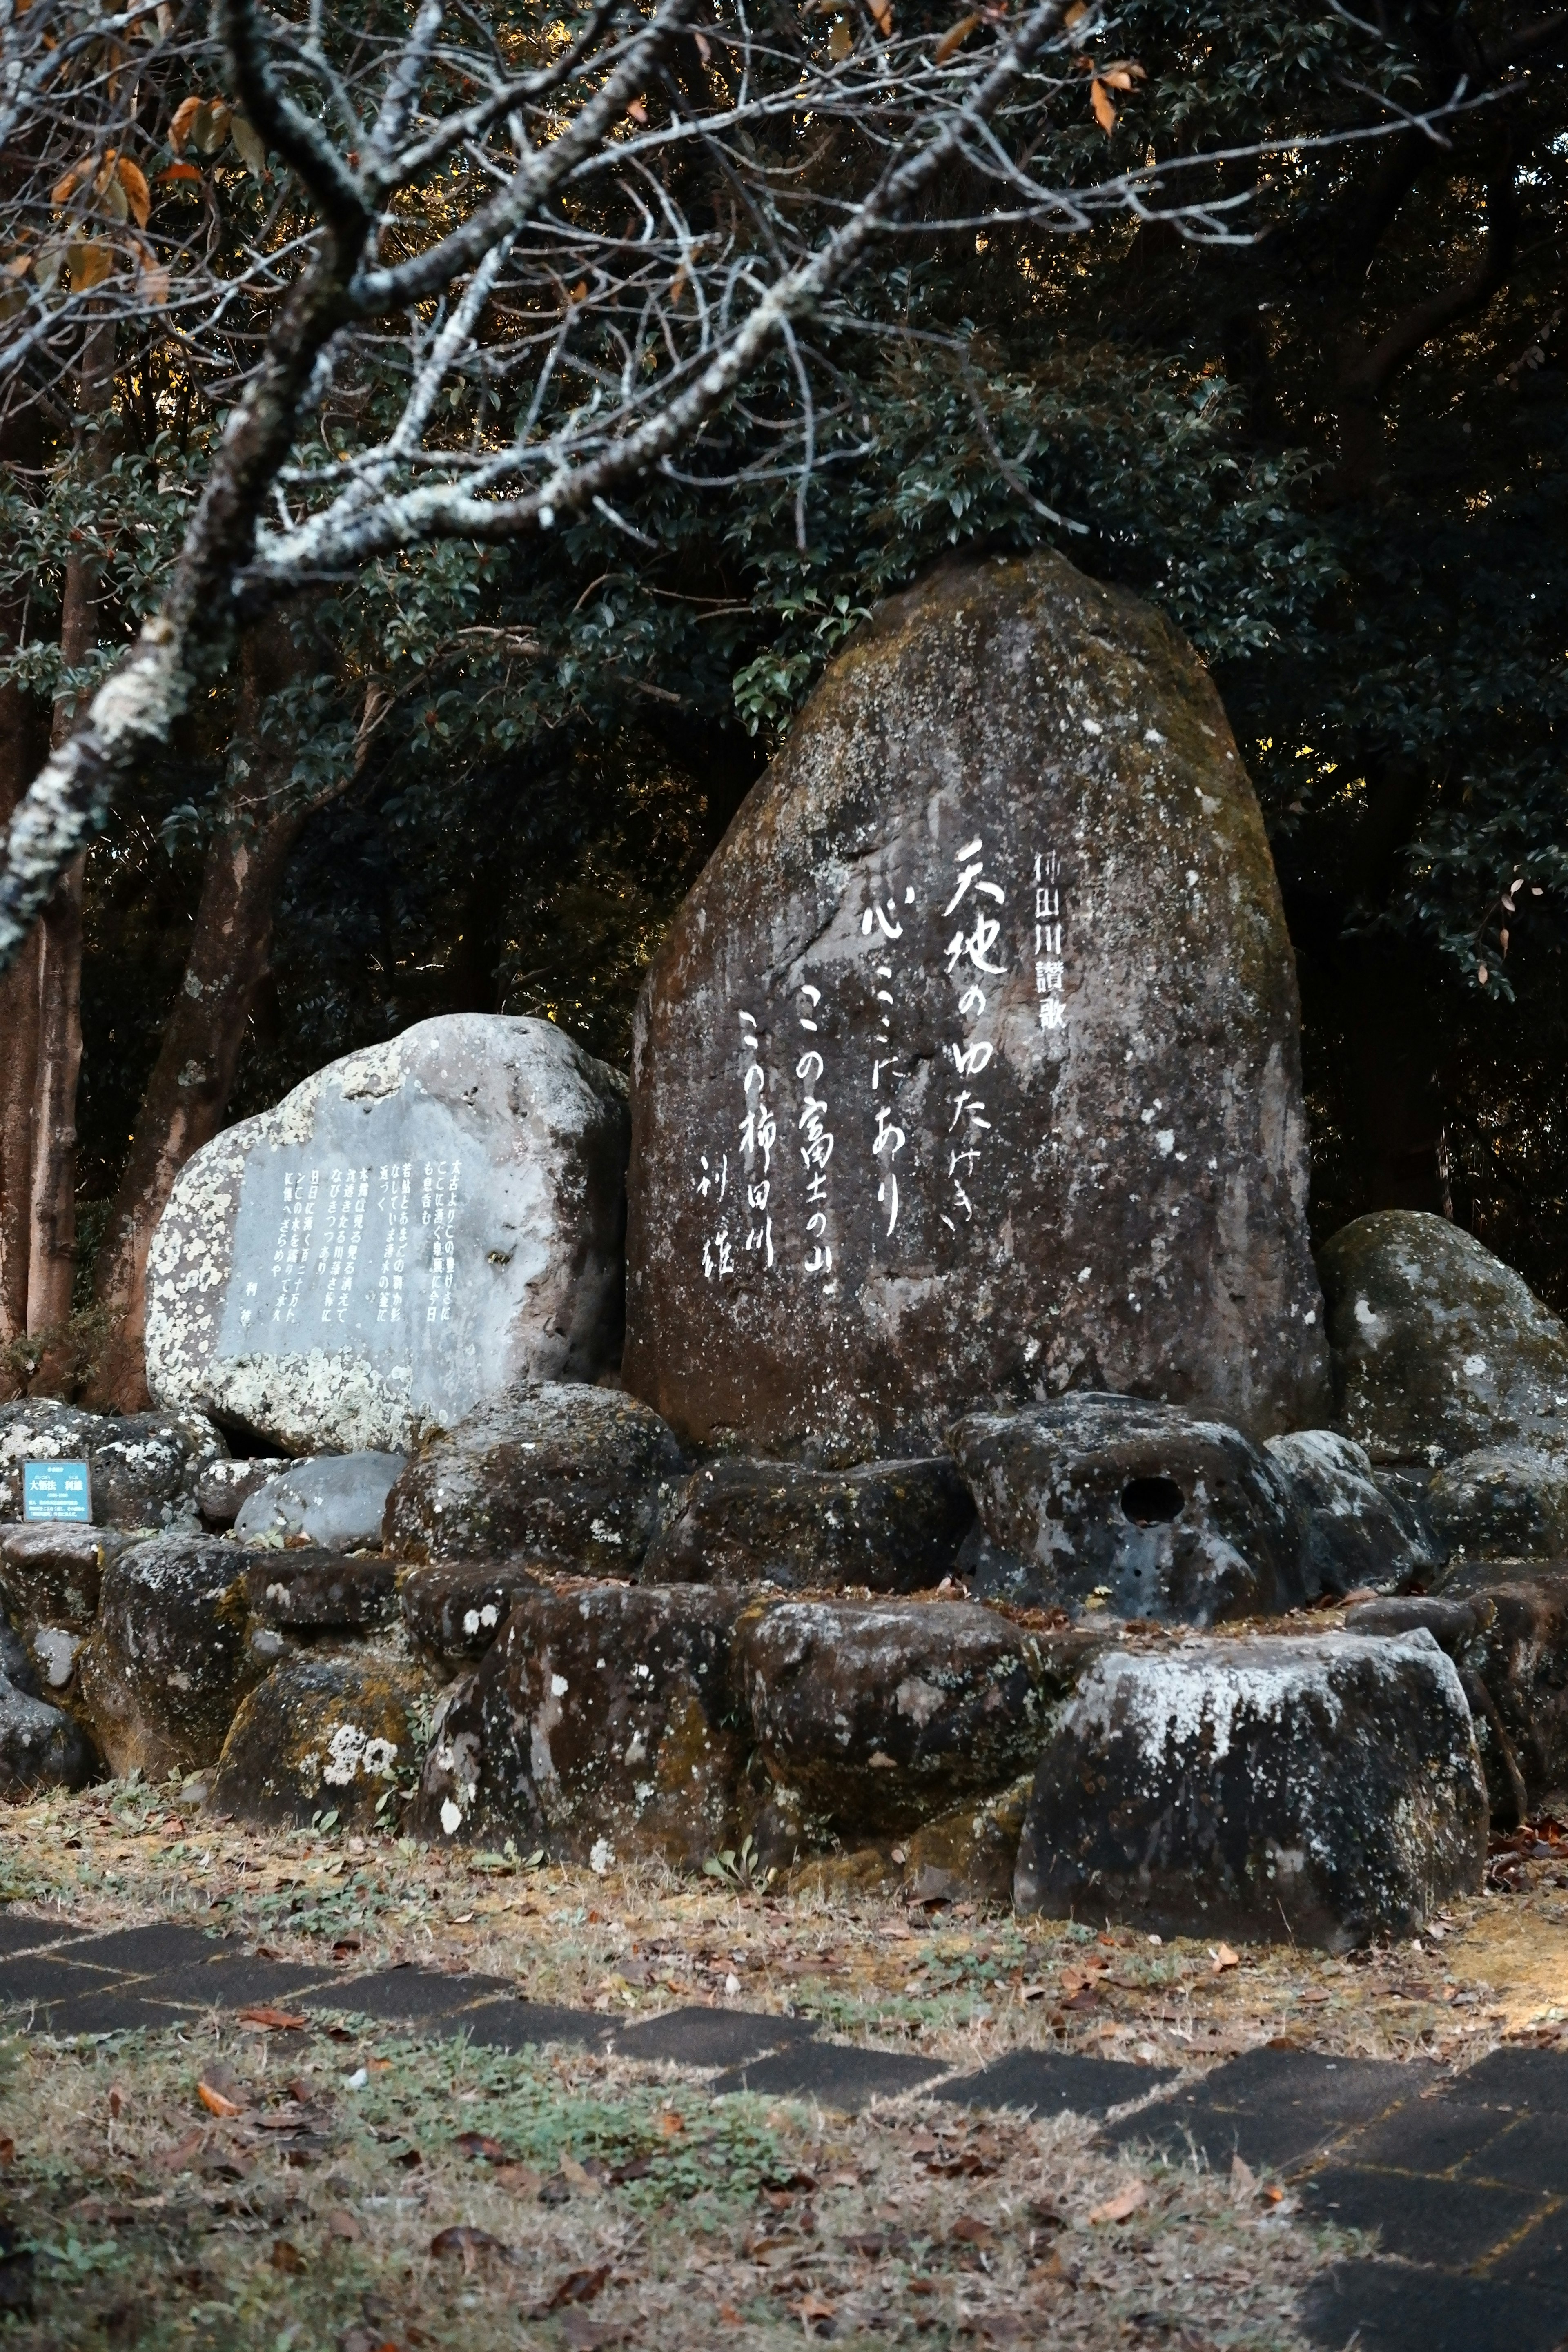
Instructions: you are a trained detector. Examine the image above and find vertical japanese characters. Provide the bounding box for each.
[376,1161,413,1326]
[1036,851,1066,1044]
[863,886,911,1240]
[942,834,1006,1232]
[423,1158,463,1325]
[796,985,835,1282]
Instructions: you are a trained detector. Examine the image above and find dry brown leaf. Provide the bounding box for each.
[116,157,151,226]
[546,2264,609,2310]
[934,11,980,61]
[559,2152,593,2189]
[1087,2178,1147,2223]
[1089,76,1116,131]
[197,2079,242,2118]
[1211,1942,1241,1973]
[829,16,851,55]
[868,0,893,33]
[237,2005,307,2030]
[625,97,648,123]
[325,2208,362,2241]
[167,94,204,153]
[50,159,90,205]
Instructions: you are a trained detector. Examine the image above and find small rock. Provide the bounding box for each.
[640,1456,974,1591]
[947,1394,1306,1624]
[1265,1428,1437,1595]
[0,1403,224,1530]
[1425,1446,1568,1563]
[233,1452,405,1552]
[145,1013,630,1454]
[399,1562,540,1674]
[196,1457,292,1529]
[0,1675,94,1797]
[209,1655,428,1828]
[410,1582,744,1865]
[1014,1631,1487,1948]
[1318,1210,1568,1463]
[0,1523,127,1630]
[385,1385,687,1578]
[241,1551,398,1633]
[77,1534,267,1778]
[899,1775,1035,1905]
[734,1596,1102,1839]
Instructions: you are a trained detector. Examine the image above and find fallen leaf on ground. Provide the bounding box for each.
[270,2239,306,2273]
[156,2127,207,2172]
[197,2080,243,2118]
[1211,1943,1241,1973]
[238,2005,307,2030]
[326,2208,362,2241]
[429,2224,511,2268]
[1230,2154,1256,2197]
[1087,2180,1147,2223]
[656,2111,684,2138]
[545,2264,609,2310]
[559,2152,593,2188]
[454,2131,509,2163]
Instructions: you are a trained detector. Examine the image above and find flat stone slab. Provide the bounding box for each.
[57,1922,226,1973]
[1105,2049,1409,2174]
[1299,2163,1547,2270]
[148,1956,335,2011]
[307,1969,514,2023]
[0,1910,76,1957]
[1303,2261,1568,2352]
[712,2043,952,2111]
[937,2049,1176,2120]
[1438,2044,1568,2112]
[458,2000,613,2054]
[608,2007,817,2069]
[29,1992,199,2040]
[0,1955,134,2004]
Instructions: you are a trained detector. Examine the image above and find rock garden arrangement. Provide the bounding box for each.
[4,554,1564,1956]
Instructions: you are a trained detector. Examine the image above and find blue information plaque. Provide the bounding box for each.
[22,1459,92,1523]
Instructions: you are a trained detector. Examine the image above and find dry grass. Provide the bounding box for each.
[1,1784,1567,2347]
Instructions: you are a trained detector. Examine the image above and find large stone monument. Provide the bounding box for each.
[624,553,1330,1459]
[145,1015,628,1453]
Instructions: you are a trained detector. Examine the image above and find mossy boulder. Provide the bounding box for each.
[1319,1210,1568,1464]
[625,550,1328,1459]
[209,1653,429,1828]
[384,1385,687,1577]
[639,1454,974,1591]
[78,1534,268,1778]
[410,1581,748,1867]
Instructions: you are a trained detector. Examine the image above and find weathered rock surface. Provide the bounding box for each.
[1319,1211,1568,1464]
[196,1457,291,1528]
[233,1452,405,1551]
[145,1013,630,1455]
[411,1583,744,1866]
[209,1654,426,1828]
[794,1776,1033,1904]
[1425,1446,1568,1563]
[78,1534,267,1778]
[640,1456,974,1591]
[625,552,1328,1461]
[948,1394,1305,1624]
[1265,1429,1437,1595]
[0,1403,224,1529]
[0,1677,94,1796]
[0,1524,128,1630]
[241,1551,398,1633]
[398,1561,540,1674]
[385,1386,686,1577]
[734,1596,1101,1839]
[1014,1631,1487,1947]
[1350,1574,1568,1820]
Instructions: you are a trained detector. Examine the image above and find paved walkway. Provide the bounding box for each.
[2,1905,1565,2352]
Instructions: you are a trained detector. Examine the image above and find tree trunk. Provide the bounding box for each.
[26,319,117,1377]
[0,404,47,1391]
[0,679,45,1392]
[85,616,371,1412]
[83,801,305,1410]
